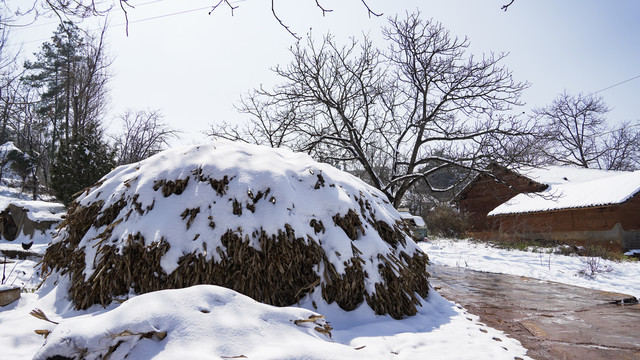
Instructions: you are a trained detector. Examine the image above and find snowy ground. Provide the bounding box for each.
[421,238,640,299]
[0,143,533,359]
[3,237,639,359]
[1,255,531,360]
[3,141,637,359]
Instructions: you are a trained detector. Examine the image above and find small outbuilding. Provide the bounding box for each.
[0,201,64,242]
[455,165,640,251]
[397,208,428,240]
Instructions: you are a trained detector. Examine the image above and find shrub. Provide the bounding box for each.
[577,256,614,278]
[425,204,468,238]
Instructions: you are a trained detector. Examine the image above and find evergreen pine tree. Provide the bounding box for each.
[51,121,114,205]
[23,21,111,201]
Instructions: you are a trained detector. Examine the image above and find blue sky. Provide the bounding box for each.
[8,0,640,145]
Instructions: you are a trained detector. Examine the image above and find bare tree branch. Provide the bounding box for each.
[271,0,300,41]
[119,0,133,36]
[501,0,515,11]
[112,109,180,165]
[208,12,533,207]
[20,0,382,40]
[360,0,383,17]
[531,91,636,170]
[314,1,333,16]
[209,0,238,16]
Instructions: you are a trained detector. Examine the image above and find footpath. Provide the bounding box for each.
[429,265,640,360]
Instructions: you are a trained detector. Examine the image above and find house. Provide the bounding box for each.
[455,165,640,251]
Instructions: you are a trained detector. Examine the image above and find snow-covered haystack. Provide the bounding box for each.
[41,142,429,318]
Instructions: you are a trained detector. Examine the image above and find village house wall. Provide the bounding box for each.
[456,167,546,235]
[491,193,640,251]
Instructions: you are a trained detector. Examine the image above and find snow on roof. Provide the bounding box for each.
[1,199,65,222]
[489,170,640,216]
[514,165,621,185]
[398,210,426,227]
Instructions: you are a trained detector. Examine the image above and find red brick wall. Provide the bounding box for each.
[490,192,640,250]
[457,167,546,232]
[494,193,640,233]
[620,192,640,231]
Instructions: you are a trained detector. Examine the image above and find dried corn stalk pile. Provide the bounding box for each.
[41,141,430,319]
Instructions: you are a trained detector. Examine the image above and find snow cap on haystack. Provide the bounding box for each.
[41,141,430,318]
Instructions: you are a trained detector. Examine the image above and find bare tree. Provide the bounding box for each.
[600,122,640,171]
[112,109,179,165]
[209,13,532,207]
[533,91,639,170]
[0,18,23,144]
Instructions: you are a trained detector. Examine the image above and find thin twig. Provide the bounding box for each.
[360,0,382,17]
[119,0,132,36]
[271,0,301,41]
[5,260,19,286]
[1,256,6,284]
[314,0,333,16]
[501,0,515,11]
[209,0,238,16]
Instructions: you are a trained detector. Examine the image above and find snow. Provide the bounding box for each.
[421,238,640,299]
[0,283,18,291]
[0,199,65,223]
[3,235,636,359]
[0,197,66,254]
[398,210,426,227]
[0,142,533,360]
[0,194,64,253]
[3,273,531,360]
[0,257,42,290]
[515,165,621,185]
[0,142,63,251]
[5,144,639,359]
[0,237,531,359]
[489,170,640,215]
[0,141,31,184]
[30,282,529,360]
[0,141,21,153]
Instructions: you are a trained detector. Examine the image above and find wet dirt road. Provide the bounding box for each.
[429,265,640,360]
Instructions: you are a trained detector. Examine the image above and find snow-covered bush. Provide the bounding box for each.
[41,142,430,318]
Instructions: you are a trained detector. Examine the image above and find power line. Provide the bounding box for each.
[7,0,246,47]
[593,74,640,94]
[112,5,215,28]
[7,0,169,31]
